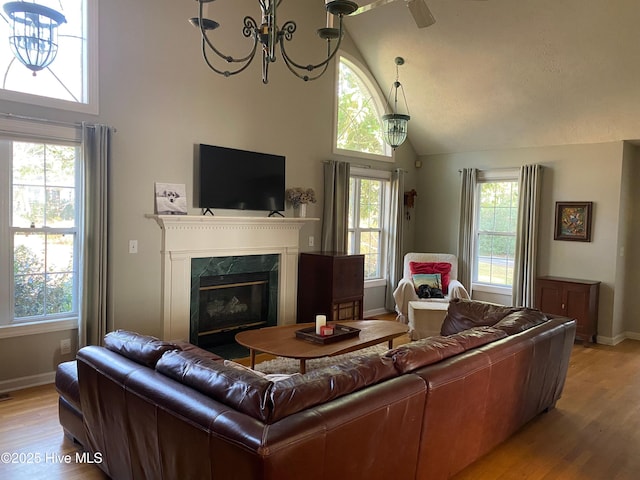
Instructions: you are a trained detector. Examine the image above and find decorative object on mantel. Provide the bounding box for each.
[155,183,187,215]
[2,1,66,74]
[286,187,316,218]
[554,201,593,242]
[382,56,411,149]
[188,0,359,84]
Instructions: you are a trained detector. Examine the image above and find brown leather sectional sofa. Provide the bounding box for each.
[56,300,576,480]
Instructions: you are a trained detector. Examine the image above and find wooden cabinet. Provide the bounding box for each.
[297,252,365,323]
[535,276,600,343]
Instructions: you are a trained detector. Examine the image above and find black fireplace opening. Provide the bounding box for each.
[193,271,276,349]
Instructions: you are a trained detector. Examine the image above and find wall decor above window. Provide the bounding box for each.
[554,201,593,242]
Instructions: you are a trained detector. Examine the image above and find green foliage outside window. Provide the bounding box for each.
[337,59,386,155]
[349,177,384,279]
[11,142,77,320]
[476,181,519,286]
[14,244,73,318]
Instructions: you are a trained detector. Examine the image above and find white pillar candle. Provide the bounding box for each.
[316,314,327,334]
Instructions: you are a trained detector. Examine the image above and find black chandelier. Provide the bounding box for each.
[189,0,359,84]
[2,1,66,74]
[382,56,410,150]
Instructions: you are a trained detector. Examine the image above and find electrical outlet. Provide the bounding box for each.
[60,338,71,355]
[308,236,314,247]
[129,240,138,254]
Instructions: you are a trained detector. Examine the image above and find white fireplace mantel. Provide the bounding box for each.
[149,215,318,340]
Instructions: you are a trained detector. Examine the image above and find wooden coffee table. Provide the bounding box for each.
[235,320,408,373]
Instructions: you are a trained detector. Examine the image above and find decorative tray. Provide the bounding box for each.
[295,324,361,345]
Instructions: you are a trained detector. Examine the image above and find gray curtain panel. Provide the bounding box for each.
[512,164,543,307]
[321,160,350,252]
[80,123,112,347]
[457,168,477,294]
[385,169,405,311]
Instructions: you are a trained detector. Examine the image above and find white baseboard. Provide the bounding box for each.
[0,371,56,395]
[596,331,640,346]
[364,308,393,319]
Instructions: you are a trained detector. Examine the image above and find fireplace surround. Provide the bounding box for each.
[191,254,278,347]
[150,215,313,341]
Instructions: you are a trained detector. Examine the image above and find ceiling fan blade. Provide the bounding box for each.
[352,0,397,16]
[406,0,436,28]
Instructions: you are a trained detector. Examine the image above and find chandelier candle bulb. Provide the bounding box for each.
[315,315,327,334]
[326,12,334,28]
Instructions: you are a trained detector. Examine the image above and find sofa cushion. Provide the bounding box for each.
[156,350,272,422]
[171,340,225,362]
[440,299,524,335]
[268,353,398,423]
[387,326,508,374]
[410,261,452,294]
[104,330,180,368]
[493,309,548,335]
[449,326,508,350]
[386,336,464,373]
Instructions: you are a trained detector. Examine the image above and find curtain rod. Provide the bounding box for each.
[322,160,408,173]
[0,112,117,132]
[458,167,519,173]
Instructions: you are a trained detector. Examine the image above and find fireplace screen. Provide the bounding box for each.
[197,272,270,340]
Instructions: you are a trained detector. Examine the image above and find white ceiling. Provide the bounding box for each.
[344,0,640,156]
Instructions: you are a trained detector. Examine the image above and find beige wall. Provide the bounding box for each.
[620,144,640,338]
[0,0,416,387]
[415,141,638,343]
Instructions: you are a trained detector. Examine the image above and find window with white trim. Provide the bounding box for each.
[348,168,391,282]
[0,0,97,113]
[335,54,392,161]
[0,123,82,328]
[474,171,519,289]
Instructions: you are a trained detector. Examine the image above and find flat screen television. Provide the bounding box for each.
[197,144,285,214]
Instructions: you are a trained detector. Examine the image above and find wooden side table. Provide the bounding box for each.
[535,276,600,343]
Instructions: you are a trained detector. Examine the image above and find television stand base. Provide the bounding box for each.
[268,211,284,218]
[202,208,214,216]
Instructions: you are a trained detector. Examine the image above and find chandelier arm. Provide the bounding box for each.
[201,37,257,77]
[280,47,329,82]
[278,17,345,74]
[197,2,258,64]
[199,18,259,64]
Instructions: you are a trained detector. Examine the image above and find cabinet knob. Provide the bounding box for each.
[561,303,565,310]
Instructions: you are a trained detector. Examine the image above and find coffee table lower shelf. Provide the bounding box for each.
[235,320,408,374]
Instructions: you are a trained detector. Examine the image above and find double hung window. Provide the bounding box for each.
[348,169,391,282]
[473,171,519,290]
[0,123,82,331]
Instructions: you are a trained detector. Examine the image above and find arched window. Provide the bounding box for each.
[334,54,392,160]
[0,0,98,114]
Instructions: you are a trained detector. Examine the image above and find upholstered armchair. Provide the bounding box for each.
[393,252,470,323]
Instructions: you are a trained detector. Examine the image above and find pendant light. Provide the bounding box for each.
[382,56,410,149]
[2,1,66,74]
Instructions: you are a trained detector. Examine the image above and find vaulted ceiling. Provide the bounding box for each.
[344,0,640,156]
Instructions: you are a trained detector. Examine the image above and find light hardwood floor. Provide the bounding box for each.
[1,338,639,479]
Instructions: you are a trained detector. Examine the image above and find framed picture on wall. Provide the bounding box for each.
[554,201,593,242]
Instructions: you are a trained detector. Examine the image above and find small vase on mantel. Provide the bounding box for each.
[295,203,307,218]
